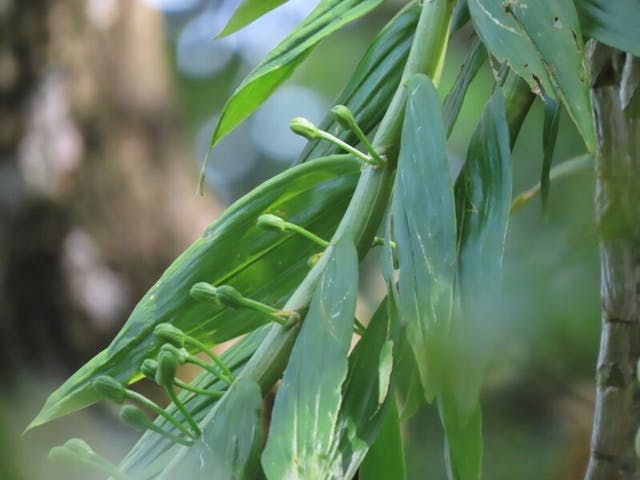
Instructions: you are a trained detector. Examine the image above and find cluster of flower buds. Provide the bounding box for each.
[49,438,131,480]
[290,105,384,168]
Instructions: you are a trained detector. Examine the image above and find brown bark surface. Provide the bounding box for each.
[585,50,640,480]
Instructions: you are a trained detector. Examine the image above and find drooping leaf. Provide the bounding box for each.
[443,36,487,136]
[297,1,420,163]
[452,87,511,422]
[392,74,456,402]
[218,0,289,38]
[120,327,268,480]
[209,0,386,151]
[29,156,360,430]
[438,386,482,480]
[468,0,595,151]
[158,378,264,480]
[261,235,358,480]
[541,97,560,211]
[327,296,396,478]
[437,86,510,480]
[359,399,406,480]
[576,0,640,57]
[451,0,470,32]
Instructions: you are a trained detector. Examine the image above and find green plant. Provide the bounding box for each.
[28,0,640,479]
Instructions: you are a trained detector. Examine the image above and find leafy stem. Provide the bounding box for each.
[235,0,457,396]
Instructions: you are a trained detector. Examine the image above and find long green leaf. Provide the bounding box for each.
[297,1,420,163]
[209,0,386,151]
[392,74,456,402]
[443,36,487,136]
[327,296,395,478]
[119,327,268,479]
[158,378,263,480]
[441,89,511,480]
[29,156,360,430]
[359,399,406,480]
[438,386,482,480]
[468,0,595,151]
[261,235,358,479]
[541,97,560,211]
[576,0,640,57]
[218,0,289,38]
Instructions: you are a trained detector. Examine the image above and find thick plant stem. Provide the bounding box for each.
[585,51,640,480]
[237,0,456,397]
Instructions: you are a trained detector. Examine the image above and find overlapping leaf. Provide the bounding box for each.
[576,0,640,57]
[297,1,420,163]
[443,36,487,136]
[441,88,511,479]
[359,400,406,480]
[209,0,386,151]
[158,378,264,480]
[29,156,360,429]
[218,0,289,38]
[391,74,456,402]
[468,0,595,151]
[261,235,358,479]
[541,97,560,210]
[327,297,395,478]
[438,386,482,480]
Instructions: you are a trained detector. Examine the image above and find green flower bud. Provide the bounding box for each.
[159,343,189,364]
[140,359,158,380]
[330,104,356,130]
[48,446,72,463]
[156,350,179,387]
[257,214,287,232]
[215,285,246,309]
[93,376,126,404]
[48,439,96,470]
[154,323,186,347]
[64,438,94,457]
[290,117,319,140]
[120,405,152,432]
[120,405,194,446]
[49,438,131,480]
[190,282,220,304]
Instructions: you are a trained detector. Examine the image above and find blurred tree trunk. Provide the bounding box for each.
[0,3,220,478]
[0,0,218,378]
[585,47,640,480]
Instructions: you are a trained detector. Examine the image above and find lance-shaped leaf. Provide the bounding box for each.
[468,0,595,152]
[454,87,511,415]
[29,156,360,430]
[209,0,386,151]
[441,88,511,479]
[359,399,406,480]
[541,97,560,211]
[438,385,482,480]
[218,0,289,38]
[158,378,263,480]
[119,327,267,480]
[576,0,640,57]
[297,1,420,163]
[443,36,487,136]
[262,235,358,479]
[392,74,456,402]
[327,296,395,478]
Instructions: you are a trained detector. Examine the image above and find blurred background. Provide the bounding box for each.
[0,0,599,478]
